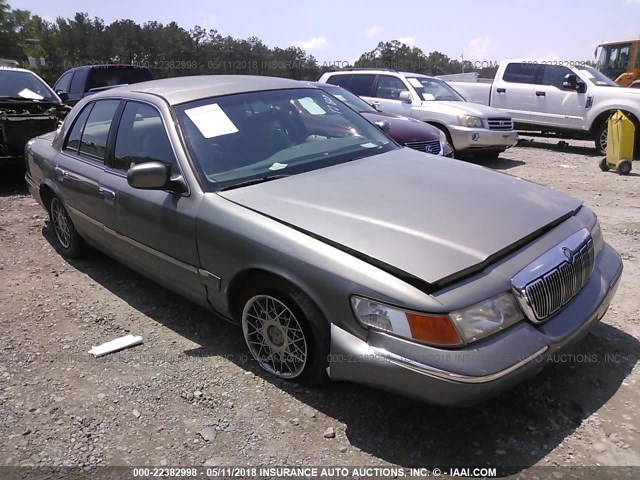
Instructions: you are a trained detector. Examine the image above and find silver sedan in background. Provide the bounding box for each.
[25,76,623,406]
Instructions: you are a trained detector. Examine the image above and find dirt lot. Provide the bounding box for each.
[0,137,639,476]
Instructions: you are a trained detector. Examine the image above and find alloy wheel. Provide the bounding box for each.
[51,198,71,249]
[242,294,308,379]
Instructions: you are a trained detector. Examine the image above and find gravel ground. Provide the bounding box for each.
[0,137,639,476]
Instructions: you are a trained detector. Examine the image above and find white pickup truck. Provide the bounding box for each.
[446,60,640,154]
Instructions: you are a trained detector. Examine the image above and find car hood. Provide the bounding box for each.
[417,100,509,118]
[219,149,581,286]
[361,111,440,142]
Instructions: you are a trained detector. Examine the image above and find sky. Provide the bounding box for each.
[12,0,640,66]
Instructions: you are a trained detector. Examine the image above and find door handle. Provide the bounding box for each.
[98,187,116,200]
[496,88,506,93]
[535,91,546,97]
[54,166,68,180]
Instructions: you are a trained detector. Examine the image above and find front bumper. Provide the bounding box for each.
[449,126,519,152]
[328,243,623,406]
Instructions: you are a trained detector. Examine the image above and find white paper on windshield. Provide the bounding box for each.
[580,70,595,79]
[185,103,238,138]
[407,78,423,88]
[269,162,288,170]
[422,93,435,101]
[18,88,44,100]
[298,97,326,115]
[334,94,347,102]
[360,142,378,148]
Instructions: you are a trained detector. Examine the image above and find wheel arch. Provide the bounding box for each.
[226,267,330,326]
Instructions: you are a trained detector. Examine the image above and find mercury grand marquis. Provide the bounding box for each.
[25,76,623,405]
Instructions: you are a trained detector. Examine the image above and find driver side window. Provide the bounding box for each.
[375,75,408,100]
[113,102,178,173]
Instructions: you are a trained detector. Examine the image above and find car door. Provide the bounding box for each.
[55,99,121,250]
[492,62,539,125]
[531,65,587,130]
[103,100,206,304]
[370,74,414,117]
[344,73,377,104]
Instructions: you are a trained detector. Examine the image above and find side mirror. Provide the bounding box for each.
[562,74,577,90]
[374,120,391,133]
[576,79,587,93]
[398,90,413,103]
[56,90,69,102]
[127,162,169,190]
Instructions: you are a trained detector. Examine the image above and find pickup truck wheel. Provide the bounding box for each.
[240,279,329,386]
[595,122,608,155]
[49,196,84,257]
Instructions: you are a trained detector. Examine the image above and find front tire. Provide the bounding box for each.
[594,121,608,155]
[49,196,84,257]
[240,278,329,385]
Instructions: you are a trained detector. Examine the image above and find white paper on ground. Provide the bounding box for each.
[88,334,143,357]
[184,103,239,138]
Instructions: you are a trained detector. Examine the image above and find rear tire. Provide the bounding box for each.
[49,196,84,257]
[240,277,329,386]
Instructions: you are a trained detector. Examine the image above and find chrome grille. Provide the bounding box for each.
[487,118,514,131]
[522,238,595,321]
[405,139,441,155]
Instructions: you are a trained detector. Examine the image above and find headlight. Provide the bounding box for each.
[450,292,523,343]
[590,217,604,257]
[351,293,524,347]
[351,297,463,346]
[457,115,484,128]
[437,129,448,143]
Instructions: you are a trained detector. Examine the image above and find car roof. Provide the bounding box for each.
[64,64,148,71]
[0,66,41,74]
[324,69,436,79]
[93,75,317,105]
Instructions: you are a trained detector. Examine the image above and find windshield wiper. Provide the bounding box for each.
[219,174,288,191]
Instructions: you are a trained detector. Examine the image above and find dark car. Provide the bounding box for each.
[313,83,453,157]
[52,64,153,105]
[25,76,622,406]
[0,66,68,168]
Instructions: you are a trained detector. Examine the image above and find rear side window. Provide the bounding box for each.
[78,100,120,162]
[113,102,177,172]
[540,65,574,89]
[326,74,351,88]
[64,104,93,152]
[348,74,376,96]
[503,63,541,84]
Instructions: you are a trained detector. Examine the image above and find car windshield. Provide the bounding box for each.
[406,77,465,101]
[576,65,618,87]
[175,88,396,190]
[0,70,58,102]
[319,85,377,113]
